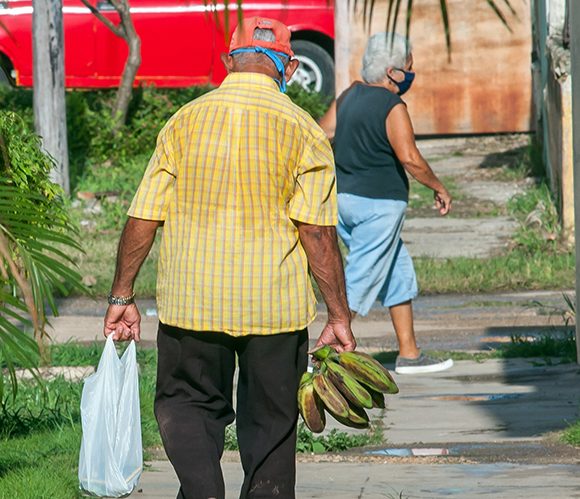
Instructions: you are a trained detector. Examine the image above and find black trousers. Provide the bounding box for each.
[154,322,309,499]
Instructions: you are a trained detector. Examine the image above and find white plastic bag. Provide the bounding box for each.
[78,335,143,497]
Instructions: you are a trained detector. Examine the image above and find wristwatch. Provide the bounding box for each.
[107,292,135,306]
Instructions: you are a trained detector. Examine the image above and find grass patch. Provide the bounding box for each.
[499,332,577,361]
[0,428,82,499]
[0,343,160,497]
[562,421,580,447]
[414,250,575,294]
[372,332,576,364]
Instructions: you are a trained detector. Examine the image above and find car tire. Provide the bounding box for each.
[290,40,335,97]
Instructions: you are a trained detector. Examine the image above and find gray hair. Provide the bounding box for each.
[361,33,412,84]
[253,27,276,43]
[232,27,289,66]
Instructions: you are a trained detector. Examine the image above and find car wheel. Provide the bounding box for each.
[289,40,335,97]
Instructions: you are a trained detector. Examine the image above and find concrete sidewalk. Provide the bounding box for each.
[136,460,580,498]
[132,358,580,499]
[48,290,580,497]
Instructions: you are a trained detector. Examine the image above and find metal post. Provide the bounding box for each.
[570,0,580,363]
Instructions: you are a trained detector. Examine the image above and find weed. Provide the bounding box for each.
[296,422,383,453]
[224,422,383,454]
[508,181,562,254]
[562,420,580,447]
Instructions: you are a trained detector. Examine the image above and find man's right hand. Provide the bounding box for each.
[104,303,142,342]
[313,318,356,353]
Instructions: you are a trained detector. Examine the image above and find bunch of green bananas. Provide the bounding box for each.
[297,346,399,433]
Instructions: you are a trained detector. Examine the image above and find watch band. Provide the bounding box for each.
[107,292,135,306]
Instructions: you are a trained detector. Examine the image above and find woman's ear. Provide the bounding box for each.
[385,66,398,81]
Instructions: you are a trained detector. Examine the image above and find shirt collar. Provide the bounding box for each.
[220,72,281,92]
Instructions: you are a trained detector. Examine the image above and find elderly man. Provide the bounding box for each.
[103,16,355,499]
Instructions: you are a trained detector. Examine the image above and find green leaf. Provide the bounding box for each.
[312,440,326,453]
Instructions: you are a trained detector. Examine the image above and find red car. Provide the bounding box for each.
[0,0,335,94]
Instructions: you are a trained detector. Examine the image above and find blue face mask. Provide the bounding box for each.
[388,69,415,96]
[229,46,290,93]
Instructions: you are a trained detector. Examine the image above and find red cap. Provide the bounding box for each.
[229,17,294,57]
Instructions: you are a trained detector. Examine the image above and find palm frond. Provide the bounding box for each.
[392,0,403,35]
[352,0,517,60]
[405,0,414,41]
[439,0,451,60]
[501,0,517,17]
[0,184,86,397]
[485,0,514,32]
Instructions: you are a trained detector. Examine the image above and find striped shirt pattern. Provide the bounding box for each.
[128,72,337,335]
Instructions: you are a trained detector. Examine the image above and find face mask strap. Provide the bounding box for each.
[387,68,415,96]
[229,47,290,92]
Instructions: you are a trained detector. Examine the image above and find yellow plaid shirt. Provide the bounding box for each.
[128,72,337,335]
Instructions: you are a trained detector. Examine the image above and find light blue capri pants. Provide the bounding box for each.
[337,193,418,316]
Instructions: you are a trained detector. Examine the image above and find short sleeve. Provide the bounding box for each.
[128,121,178,221]
[288,127,337,226]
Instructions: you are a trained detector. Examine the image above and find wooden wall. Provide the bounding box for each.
[338,0,533,135]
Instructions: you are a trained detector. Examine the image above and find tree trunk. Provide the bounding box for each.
[32,0,70,195]
[111,0,141,130]
[79,0,142,130]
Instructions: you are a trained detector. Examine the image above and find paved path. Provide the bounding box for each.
[403,135,530,259]
[136,460,580,498]
[132,357,580,498]
[51,289,574,352]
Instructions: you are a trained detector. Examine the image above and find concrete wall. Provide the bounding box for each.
[336,0,533,135]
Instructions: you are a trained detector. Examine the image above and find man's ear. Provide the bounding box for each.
[221,53,235,73]
[284,59,300,81]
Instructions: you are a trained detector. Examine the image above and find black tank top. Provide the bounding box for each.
[334,83,409,201]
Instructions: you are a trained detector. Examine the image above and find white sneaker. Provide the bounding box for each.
[395,354,454,374]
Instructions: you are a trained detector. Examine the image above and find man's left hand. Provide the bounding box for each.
[313,319,356,353]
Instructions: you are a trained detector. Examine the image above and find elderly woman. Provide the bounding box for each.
[319,33,453,374]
